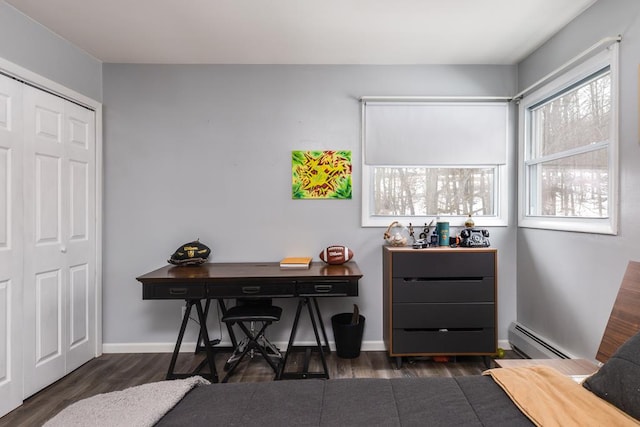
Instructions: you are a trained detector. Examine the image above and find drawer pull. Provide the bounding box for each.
[241,286,261,294]
[404,328,484,332]
[169,288,188,296]
[314,284,333,293]
[403,277,483,282]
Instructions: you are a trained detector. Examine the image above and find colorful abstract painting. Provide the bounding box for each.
[292,150,352,199]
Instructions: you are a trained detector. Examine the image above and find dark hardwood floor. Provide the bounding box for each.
[0,350,520,426]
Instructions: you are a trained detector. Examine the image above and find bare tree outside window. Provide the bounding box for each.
[528,71,610,218]
[373,167,495,217]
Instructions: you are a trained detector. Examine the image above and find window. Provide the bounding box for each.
[361,100,510,227]
[518,46,618,234]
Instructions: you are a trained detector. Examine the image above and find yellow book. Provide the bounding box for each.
[280,256,312,269]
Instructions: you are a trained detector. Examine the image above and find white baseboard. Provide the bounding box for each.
[103,340,378,353]
[103,339,510,354]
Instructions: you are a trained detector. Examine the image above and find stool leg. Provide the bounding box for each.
[221,332,250,383]
[222,321,279,382]
[250,323,282,374]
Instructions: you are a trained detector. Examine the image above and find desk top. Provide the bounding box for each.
[137,261,363,284]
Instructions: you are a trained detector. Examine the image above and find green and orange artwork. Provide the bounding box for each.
[292,150,352,199]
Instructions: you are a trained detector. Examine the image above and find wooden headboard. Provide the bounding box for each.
[596,260,640,363]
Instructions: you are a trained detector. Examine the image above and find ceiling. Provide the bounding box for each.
[6,0,597,65]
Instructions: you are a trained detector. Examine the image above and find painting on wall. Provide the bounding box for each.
[292,150,352,199]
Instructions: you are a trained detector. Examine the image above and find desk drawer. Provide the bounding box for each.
[208,282,296,298]
[297,280,356,296]
[143,284,207,300]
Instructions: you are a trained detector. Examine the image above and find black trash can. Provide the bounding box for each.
[331,312,365,359]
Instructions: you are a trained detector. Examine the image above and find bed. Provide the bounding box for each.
[155,330,640,426]
[45,261,640,426]
[43,348,640,427]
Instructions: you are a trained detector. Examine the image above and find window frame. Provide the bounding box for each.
[517,46,619,235]
[361,99,511,228]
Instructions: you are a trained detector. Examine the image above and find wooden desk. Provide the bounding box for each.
[494,358,599,376]
[137,262,362,382]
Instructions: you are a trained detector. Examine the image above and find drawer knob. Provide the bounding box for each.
[169,288,187,296]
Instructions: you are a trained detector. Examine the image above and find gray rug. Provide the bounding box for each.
[44,376,209,427]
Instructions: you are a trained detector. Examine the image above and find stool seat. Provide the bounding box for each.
[222,305,282,323]
[220,299,283,382]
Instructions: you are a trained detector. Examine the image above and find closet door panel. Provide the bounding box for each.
[0,75,23,417]
[23,86,67,397]
[0,147,10,250]
[35,154,61,243]
[0,281,8,379]
[64,103,95,372]
[69,160,88,239]
[35,270,63,363]
[69,264,88,348]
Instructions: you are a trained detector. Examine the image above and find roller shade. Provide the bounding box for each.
[363,101,508,165]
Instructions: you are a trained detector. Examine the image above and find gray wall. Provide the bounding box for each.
[516,0,640,360]
[17,0,630,356]
[0,2,102,102]
[102,64,518,349]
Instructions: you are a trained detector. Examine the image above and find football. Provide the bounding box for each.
[319,245,354,265]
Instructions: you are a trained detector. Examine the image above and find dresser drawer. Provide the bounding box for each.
[392,303,494,328]
[208,281,296,298]
[392,328,495,354]
[297,280,356,296]
[142,283,207,300]
[393,277,494,303]
[392,251,495,278]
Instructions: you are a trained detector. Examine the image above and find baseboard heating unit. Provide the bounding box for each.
[508,322,573,359]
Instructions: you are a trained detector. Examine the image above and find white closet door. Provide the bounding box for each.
[0,75,24,416]
[63,101,96,373]
[22,86,96,396]
[22,86,66,395]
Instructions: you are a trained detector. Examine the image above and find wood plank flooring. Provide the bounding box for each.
[0,350,519,426]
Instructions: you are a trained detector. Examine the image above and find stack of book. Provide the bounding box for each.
[279,256,312,269]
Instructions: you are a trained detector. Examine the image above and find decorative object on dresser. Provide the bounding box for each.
[383,221,410,246]
[382,246,497,368]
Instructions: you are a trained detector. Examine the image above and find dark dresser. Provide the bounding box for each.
[382,246,497,368]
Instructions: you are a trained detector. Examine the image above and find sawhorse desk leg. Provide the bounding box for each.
[277,297,330,380]
[166,299,219,383]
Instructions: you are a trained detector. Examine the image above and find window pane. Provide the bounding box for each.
[529,148,608,217]
[532,72,610,158]
[373,167,495,217]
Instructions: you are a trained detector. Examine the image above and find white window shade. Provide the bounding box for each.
[363,101,508,165]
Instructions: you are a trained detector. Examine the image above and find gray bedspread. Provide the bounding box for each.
[156,376,534,426]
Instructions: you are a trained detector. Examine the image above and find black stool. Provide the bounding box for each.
[221,299,283,382]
